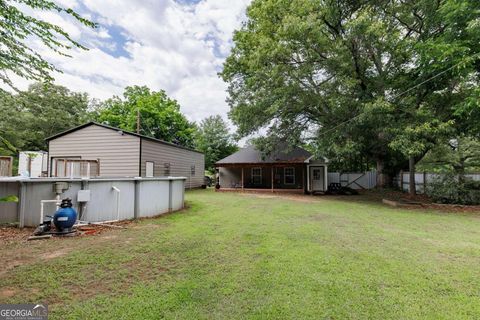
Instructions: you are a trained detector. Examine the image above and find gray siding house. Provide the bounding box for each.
[215,146,328,193]
[47,122,205,188]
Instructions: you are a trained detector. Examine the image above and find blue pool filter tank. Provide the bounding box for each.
[53,198,77,231]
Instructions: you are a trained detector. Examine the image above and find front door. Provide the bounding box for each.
[310,166,324,191]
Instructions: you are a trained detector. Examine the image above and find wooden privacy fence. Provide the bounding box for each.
[394,172,480,194]
[0,156,13,177]
[327,171,377,189]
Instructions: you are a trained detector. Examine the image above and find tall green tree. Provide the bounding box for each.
[96,86,197,148]
[221,0,480,187]
[0,83,91,153]
[196,115,238,171]
[418,136,480,176]
[0,0,96,90]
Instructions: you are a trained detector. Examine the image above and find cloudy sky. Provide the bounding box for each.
[12,0,251,123]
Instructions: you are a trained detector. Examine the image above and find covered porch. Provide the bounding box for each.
[215,163,306,193]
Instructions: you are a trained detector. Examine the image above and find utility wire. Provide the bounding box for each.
[317,53,480,137]
[138,112,156,137]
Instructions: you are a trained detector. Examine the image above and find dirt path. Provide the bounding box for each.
[238,192,325,203]
[237,190,480,213]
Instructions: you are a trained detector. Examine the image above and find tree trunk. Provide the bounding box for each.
[376,158,392,188]
[409,156,416,196]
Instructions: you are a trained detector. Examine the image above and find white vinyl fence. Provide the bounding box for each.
[328,171,377,189]
[395,172,480,194]
[327,171,480,193]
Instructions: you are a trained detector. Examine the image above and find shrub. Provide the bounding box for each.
[427,173,480,205]
[0,195,18,202]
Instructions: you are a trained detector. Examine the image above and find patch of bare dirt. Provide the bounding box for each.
[100,234,118,240]
[237,189,480,213]
[0,288,16,299]
[360,189,480,213]
[0,220,166,279]
[61,254,170,303]
[359,189,431,203]
[239,192,323,203]
[0,239,76,277]
[41,249,69,260]
[0,226,34,244]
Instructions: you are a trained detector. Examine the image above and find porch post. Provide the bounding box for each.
[271,166,274,193]
[241,167,244,191]
[306,165,311,195]
[302,165,305,193]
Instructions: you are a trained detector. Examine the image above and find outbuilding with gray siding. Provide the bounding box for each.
[47,122,205,188]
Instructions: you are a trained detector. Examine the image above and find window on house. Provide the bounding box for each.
[164,163,171,176]
[284,167,295,184]
[191,165,195,176]
[252,167,262,184]
[146,161,154,177]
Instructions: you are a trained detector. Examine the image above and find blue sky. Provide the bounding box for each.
[12,0,251,122]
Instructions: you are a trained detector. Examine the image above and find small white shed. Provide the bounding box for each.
[18,151,48,177]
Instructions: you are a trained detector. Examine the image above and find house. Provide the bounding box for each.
[46,122,205,188]
[215,145,328,193]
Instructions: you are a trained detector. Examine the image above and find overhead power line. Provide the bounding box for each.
[138,112,156,137]
[317,53,480,137]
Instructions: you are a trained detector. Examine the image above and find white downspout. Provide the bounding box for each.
[324,165,328,191]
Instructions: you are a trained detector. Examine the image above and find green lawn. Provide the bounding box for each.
[2,190,480,319]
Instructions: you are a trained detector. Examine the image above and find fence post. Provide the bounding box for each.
[423,171,427,194]
[409,157,416,195]
[18,182,26,228]
[133,179,140,219]
[400,170,403,191]
[168,179,173,213]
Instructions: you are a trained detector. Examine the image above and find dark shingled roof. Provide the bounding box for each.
[216,145,312,165]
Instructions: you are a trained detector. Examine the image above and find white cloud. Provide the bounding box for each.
[8,0,251,124]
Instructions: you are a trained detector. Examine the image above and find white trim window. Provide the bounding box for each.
[146,161,154,177]
[252,167,262,185]
[284,167,295,184]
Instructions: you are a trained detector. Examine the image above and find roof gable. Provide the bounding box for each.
[46,122,203,154]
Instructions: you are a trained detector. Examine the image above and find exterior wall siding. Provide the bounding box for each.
[244,166,272,188]
[270,165,304,189]
[218,164,305,189]
[48,125,140,177]
[140,139,205,188]
[219,167,242,188]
